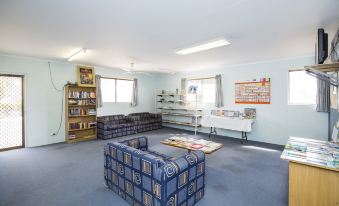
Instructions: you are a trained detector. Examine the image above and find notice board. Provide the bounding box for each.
[235,78,270,104]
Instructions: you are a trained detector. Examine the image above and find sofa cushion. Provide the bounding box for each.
[147,149,173,161]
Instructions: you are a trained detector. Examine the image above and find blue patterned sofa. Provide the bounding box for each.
[104,136,206,206]
[97,115,137,139]
[127,113,162,133]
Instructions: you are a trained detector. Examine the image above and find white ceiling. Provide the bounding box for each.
[0,0,338,72]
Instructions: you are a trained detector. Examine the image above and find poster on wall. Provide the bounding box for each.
[235,77,270,104]
[77,65,96,87]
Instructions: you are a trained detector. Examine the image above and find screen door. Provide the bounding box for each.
[0,75,24,151]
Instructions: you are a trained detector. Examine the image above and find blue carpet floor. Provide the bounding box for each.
[0,128,288,206]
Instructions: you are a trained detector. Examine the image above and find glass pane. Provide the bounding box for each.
[117,80,133,102]
[186,80,202,102]
[289,71,317,105]
[202,78,216,105]
[101,78,116,102]
[0,75,23,150]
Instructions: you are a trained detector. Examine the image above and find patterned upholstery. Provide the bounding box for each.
[127,113,162,133]
[104,136,205,206]
[98,115,136,139]
[98,113,162,140]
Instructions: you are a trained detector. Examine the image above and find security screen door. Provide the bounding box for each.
[0,75,24,151]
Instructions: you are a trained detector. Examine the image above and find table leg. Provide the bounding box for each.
[241,132,248,144]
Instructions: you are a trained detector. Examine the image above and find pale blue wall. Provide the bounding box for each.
[0,55,156,147]
[156,56,328,145]
[0,54,329,147]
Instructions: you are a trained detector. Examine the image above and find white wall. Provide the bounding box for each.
[0,55,156,147]
[0,54,329,147]
[156,56,328,145]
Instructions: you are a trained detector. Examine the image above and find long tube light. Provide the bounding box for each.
[68,48,86,61]
[175,39,230,55]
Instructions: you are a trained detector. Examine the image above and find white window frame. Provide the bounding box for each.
[288,69,317,106]
[186,77,216,105]
[101,77,133,103]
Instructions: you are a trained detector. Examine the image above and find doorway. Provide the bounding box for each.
[0,75,24,151]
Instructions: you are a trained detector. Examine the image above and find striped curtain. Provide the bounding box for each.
[131,78,138,107]
[215,74,224,108]
[96,75,103,108]
[316,78,330,113]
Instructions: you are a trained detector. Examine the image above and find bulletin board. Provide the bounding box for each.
[235,78,270,104]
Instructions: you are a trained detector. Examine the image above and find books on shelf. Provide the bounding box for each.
[69,108,96,116]
[68,99,96,106]
[69,121,97,130]
[69,91,96,99]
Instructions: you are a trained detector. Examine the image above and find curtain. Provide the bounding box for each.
[316,78,330,112]
[131,78,138,107]
[181,78,187,101]
[215,74,224,108]
[95,75,103,108]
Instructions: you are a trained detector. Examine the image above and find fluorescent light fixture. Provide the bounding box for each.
[68,48,86,61]
[175,39,230,55]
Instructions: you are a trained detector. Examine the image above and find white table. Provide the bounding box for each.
[201,115,255,143]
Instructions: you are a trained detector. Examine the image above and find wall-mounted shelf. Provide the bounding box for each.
[162,112,202,117]
[162,120,201,127]
[156,91,203,135]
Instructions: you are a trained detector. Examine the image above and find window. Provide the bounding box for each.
[288,70,317,105]
[101,78,133,103]
[116,79,133,102]
[187,78,216,105]
[101,78,116,103]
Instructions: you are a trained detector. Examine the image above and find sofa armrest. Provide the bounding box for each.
[157,150,205,205]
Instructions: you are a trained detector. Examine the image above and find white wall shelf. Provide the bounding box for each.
[156,91,203,135]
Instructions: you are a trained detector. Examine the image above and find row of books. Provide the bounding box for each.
[210,108,256,119]
[69,108,96,116]
[68,99,96,106]
[69,91,96,99]
[281,137,339,169]
[69,121,97,130]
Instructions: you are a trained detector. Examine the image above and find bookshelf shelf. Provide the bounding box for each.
[68,104,96,107]
[65,85,97,143]
[69,114,96,117]
[67,134,97,143]
[68,127,97,132]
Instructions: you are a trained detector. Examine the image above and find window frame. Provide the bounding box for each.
[101,77,133,103]
[186,77,216,105]
[288,69,317,106]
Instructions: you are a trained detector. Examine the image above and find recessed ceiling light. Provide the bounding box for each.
[175,39,230,55]
[68,48,86,61]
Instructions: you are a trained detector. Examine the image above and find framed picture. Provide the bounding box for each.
[77,65,95,87]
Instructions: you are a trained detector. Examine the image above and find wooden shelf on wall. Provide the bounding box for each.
[305,63,339,72]
[65,85,97,143]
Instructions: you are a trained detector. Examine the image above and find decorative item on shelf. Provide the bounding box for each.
[77,65,95,87]
[244,108,256,119]
[235,77,270,104]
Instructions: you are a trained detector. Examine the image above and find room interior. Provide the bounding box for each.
[0,1,338,206]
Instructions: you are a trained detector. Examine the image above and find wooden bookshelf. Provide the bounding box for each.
[65,85,97,143]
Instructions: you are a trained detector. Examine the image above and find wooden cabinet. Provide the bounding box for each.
[288,161,339,206]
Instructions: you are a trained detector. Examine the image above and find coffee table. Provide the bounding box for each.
[160,136,223,154]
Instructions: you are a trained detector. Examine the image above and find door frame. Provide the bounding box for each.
[0,74,25,152]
